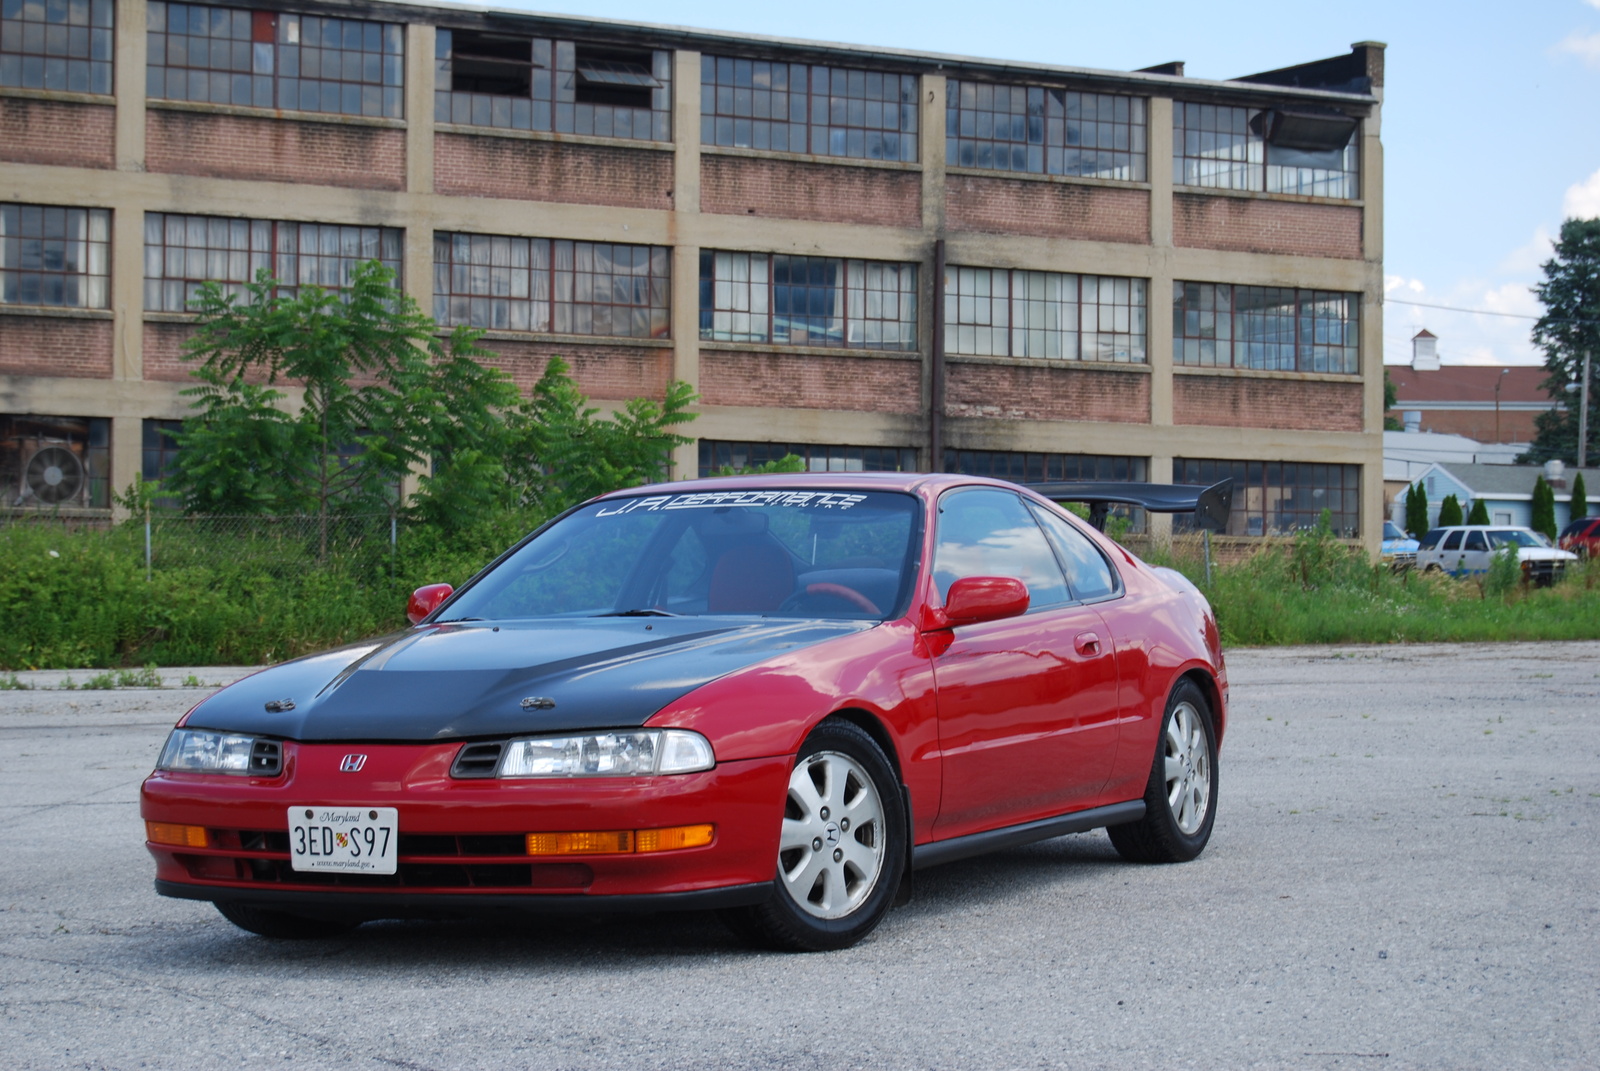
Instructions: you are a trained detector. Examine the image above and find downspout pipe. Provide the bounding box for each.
[930,238,945,472]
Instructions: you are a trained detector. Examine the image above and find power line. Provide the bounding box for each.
[1384,297,1600,327]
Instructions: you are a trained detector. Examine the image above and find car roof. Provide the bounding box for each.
[595,471,1035,501]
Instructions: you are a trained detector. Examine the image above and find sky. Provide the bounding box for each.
[477,0,1600,368]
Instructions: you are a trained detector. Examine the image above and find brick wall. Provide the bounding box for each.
[701,351,922,414]
[945,362,1149,423]
[146,110,404,190]
[0,97,114,169]
[1405,407,1543,444]
[474,338,672,401]
[1173,374,1364,432]
[1173,194,1362,259]
[701,155,921,228]
[0,316,112,378]
[947,176,1149,243]
[142,321,201,382]
[435,133,672,209]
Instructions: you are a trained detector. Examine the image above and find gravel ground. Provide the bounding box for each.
[0,643,1596,1070]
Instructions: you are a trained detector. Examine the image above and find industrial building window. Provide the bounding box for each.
[701,56,918,162]
[699,441,918,477]
[146,2,403,118]
[1,414,110,509]
[1173,102,1357,198]
[143,213,402,310]
[946,81,1145,180]
[1173,282,1358,374]
[945,450,1148,532]
[700,252,917,351]
[435,31,671,141]
[0,203,109,308]
[0,0,113,93]
[1172,458,1359,537]
[433,233,670,338]
[945,267,1146,363]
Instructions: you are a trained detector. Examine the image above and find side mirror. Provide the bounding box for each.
[407,583,455,625]
[935,576,1030,628]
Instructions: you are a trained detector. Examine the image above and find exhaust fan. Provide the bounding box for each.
[21,443,88,506]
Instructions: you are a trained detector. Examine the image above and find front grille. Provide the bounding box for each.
[451,741,506,779]
[249,740,282,775]
[179,827,590,891]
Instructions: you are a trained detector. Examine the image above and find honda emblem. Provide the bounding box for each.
[340,754,367,772]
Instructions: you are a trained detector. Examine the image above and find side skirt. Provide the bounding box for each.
[912,800,1145,871]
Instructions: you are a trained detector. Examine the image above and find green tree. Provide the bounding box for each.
[1572,471,1589,520]
[1405,481,1430,536]
[169,262,522,553]
[1531,475,1557,540]
[1522,218,1600,464]
[1466,498,1490,525]
[504,356,697,513]
[1438,494,1464,527]
[1383,368,1403,431]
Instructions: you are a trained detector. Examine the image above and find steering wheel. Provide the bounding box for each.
[804,582,881,615]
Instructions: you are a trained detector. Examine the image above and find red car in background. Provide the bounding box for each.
[142,472,1228,951]
[1559,516,1600,558]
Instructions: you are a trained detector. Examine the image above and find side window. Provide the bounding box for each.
[932,488,1070,609]
[1442,530,1463,551]
[1027,503,1120,601]
[1464,531,1488,551]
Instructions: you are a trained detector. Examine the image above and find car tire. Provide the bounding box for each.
[1107,679,1218,864]
[721,719,906,952]
[215,901,360,939]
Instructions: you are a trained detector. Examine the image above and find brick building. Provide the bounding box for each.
[0,0,1385,543]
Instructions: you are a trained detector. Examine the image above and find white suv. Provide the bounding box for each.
[1416,525,1577,586]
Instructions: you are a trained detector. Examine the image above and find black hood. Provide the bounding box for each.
[182,617,869,742]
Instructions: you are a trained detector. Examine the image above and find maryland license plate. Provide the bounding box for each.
[289,806,398,874]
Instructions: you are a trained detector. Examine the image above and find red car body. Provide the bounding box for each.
[143,473,1226,944]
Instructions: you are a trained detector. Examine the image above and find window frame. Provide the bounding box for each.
[698,250,918,352]
[0,202,110,310]
[944,265,1148,363]
[145,1,404,120]
[700,54,918,163]
[1172,281,1360,375]
[945,79,1146,182]
[431,231,671,340]
[1173,100,1358,200]
[1172,458,1361,538]
[0,0,114,94]
[696,440,918,477]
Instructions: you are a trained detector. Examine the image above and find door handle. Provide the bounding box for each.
[1074,631,1101,656]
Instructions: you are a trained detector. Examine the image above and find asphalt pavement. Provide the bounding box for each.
[0,644,1596,1070]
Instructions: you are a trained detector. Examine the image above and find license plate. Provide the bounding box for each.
[289,806,398,874]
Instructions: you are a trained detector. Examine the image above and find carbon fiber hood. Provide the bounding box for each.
[181,617,869,742]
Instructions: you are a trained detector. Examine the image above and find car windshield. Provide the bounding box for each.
[1383,522,1406,540]
[1487,529,1548,549]
[439,489,922,622]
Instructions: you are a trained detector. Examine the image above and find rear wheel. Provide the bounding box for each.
[1108,679,1218,864]
[215,901,360,939]
[722,719,905,951]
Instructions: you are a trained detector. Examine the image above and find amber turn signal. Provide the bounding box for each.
[526,823,713,856]
[146,821,208,848]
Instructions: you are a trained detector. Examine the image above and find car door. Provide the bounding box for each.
[927,487,1121,840]
[1440,529,1465,574]
[1461,529,1491,574]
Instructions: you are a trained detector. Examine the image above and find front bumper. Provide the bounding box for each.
[142,742,791,915]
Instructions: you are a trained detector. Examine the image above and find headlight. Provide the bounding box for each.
[157,729,282,775]
[498,730,714,778]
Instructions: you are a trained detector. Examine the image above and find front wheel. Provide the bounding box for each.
[1108,679,1218,864]
[722,719,905,951]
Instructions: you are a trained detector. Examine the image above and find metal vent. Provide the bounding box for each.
[249,739,282,776]
[451,741,506,779]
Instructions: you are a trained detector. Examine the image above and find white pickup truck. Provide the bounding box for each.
[1416,525,1577,586]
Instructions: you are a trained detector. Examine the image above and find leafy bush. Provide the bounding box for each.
[1438,494,1464,527]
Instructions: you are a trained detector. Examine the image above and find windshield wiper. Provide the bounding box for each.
[595,608,678,617]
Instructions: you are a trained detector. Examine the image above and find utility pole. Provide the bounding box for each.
[1582,350,1592,470]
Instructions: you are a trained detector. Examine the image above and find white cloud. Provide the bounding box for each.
[1555,29,1600,66]
[1564,168,1600,220]
[1500,226,1554,273]
[1384,275,1425,295]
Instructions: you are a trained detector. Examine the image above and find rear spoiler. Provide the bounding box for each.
[1026,479,1234,533]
